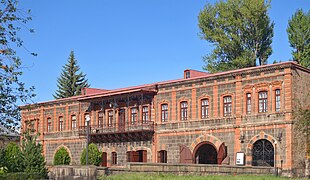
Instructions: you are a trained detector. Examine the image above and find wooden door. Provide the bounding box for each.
[118,109,125,132]
[101,152,107,166]
[180,145,192,164]
[217,143,227,164]
[142,150,147,162]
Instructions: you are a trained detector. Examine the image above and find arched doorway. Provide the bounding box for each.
[252,139,274,166]
[194,143,218,164]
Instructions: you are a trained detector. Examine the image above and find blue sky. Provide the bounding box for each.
[18,0,310,103]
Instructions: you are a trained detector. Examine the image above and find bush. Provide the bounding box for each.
[80,143,101,166]
[4,142,23,173]
[0,172,43,180]
[54,147,71,165]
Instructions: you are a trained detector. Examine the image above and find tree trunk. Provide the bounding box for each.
[305,158,310,178]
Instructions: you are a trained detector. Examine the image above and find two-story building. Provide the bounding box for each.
[20,62,310,175]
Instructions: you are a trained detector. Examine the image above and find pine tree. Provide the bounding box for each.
[20,130,48,179]
[54,51,90,99]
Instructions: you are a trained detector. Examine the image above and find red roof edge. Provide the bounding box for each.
[81,88,109,95]
[184,69,209,79]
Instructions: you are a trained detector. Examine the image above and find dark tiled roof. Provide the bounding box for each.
[0,124,19,137]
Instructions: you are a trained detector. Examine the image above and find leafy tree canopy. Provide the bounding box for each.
[53,51,90,99]
[198,0,274,73]
[80,143,101,166]
[0,0,36,133]
[54,147,71,165]
[287,9,310,68]
[3,142,22,173]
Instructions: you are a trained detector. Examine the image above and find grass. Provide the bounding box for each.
[98,173,303,180]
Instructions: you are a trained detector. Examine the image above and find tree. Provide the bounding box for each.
[53,147,71,165]
[80,143,101,166]
[198,0,274,73]
[20,130,48,179]
[293,92,310,177]
[53,51,90,99]
[287,9,310,68]
[0,0,36,133]
[3,142,22,172]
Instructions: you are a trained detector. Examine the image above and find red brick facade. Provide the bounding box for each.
[20,62,310,176]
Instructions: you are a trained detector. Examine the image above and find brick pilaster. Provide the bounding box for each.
[213,81,218,117]
[191,85,197,120]
[171,88,176,121]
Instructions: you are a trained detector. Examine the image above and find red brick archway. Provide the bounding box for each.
[190,135,226,164]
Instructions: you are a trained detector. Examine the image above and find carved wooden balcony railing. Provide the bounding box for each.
[79,121,154,143]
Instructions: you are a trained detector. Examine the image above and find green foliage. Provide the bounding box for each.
[53,147,71,165]
[0,0,36,133]
[53,51,90,99]
[80,143,101,166]
[287,9,310,68]
[4,142,22,172]
[0,148,5,170]
[98,173,296,180]
[198,0,274,73]
[0,172,43,180]
[20,130,48,179]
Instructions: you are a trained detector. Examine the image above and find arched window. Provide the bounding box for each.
[201,99,209,119]
[180,101,188,120]
[161,104,168,122]
[258,91,268,113]
[223,96,232,116]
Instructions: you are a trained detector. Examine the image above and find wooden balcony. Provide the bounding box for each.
[79,121,154,143]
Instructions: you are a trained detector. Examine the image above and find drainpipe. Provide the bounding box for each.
[274,141,277,176]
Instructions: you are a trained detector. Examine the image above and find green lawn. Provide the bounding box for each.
[98,173,302,180]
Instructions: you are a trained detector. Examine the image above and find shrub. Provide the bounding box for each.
[53,147,71,165]
[4,142,23,172]
[80,143,101,166]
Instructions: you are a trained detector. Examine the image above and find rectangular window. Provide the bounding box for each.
[108,111,113,127]
[275,89,281,112]
[71,115,77,130]
[112,152,117,165]
[131,108,137,124]
[59,117,64,131]
[30,120,35,131]
[161,104,168,122]
[98,112,104,127]
[223,96,232,117]
[47,118,52,132]
[246,93,251,114]
[259,91,268,113]
[84,114,90,126]
[201,99,209,119]
[158,150,167,163]
[180,101,188,120]
[142,106,149,124]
